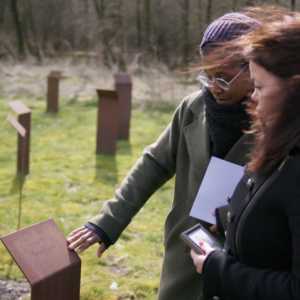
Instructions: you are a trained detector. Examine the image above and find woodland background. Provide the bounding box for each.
[1,0,300,69]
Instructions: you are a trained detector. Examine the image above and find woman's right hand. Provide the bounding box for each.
[190,240,214,274]
[67,226,106,257]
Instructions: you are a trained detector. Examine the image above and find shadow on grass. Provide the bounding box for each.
[9,175,26,195]
[117,139,132,156]
[95,154,118,185]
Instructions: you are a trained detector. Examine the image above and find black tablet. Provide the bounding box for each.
[180,223,223,254]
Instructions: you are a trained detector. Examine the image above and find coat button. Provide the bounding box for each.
[212,296,220,300]
[246,177,255,189]
[227,211,234,223]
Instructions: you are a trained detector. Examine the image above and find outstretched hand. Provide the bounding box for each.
[67,226,106,257]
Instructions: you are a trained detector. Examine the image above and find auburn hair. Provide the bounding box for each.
[241,17,300,174]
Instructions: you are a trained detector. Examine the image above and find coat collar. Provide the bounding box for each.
[189,89,207,116]
[183,88,252,173]
[183,90,210,171]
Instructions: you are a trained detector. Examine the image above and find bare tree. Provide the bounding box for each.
[291,0,296,11]
[136,0,142,49]
[116,0,126,70]
[198,0,203,30]
[232,0,239,10]
[144,0,151,53]
[11,0,25,58]
[94,0,110,65]
[0,0,8,24]
[23,0,42,61]
[181,0,190,65]
[85,0,90,49]
[205,0,213,25]
[94,0,105,18]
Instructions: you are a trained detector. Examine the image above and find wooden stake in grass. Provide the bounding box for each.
[114,73,132,140]
[7,101,31,176]
[96,89,119,155]
[5,101,31,277]
[47,71,63,113]
[6,100,30,230]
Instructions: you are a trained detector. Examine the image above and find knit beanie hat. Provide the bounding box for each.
[200,12,260,55]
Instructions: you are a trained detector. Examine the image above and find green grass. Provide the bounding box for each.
[0,96,175,299]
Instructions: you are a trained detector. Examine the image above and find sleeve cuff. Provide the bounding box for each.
[203,250,226,299]
[85,222,112,248]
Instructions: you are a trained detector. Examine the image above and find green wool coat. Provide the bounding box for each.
[89,89,251,300]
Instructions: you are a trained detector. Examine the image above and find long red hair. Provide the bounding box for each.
[241,17,300,174]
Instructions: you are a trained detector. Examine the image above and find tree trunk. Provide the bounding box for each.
[117,0,124,53]
[136,0,142,50]
[205,0,213,25]
[11,0,25,58]
[94,0,104,18]
[117,0,126,70]
[182,0,190,66]
[291,0,296,11]
[232,0,239,10]
[198,0,203,31]
[94,0,110,66]
[84,0,90,50]
[24,0,42,61]
[0,0,8,24]
[144,0,151,53]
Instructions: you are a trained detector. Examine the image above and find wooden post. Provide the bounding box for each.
[114,73,132,140]
[96,89,119,155]
[7,101,31,175]
[47,71,62,113]
[1,219,81,300]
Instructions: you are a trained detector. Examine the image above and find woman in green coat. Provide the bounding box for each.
[67,13,259,300]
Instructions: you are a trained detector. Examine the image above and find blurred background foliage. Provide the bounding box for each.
[0,0,299,69]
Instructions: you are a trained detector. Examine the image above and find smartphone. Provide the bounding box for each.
[180,223,223,254]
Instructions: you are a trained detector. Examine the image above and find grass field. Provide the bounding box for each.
[0,94,177,300]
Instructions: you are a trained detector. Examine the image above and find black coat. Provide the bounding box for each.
[203,153,300,300]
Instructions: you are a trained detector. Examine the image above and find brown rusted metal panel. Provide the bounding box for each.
[47,71,62,113]
[8,101,31,175]
[96,89,119,155]
[114,73,132,140]
[0,219,81,300]
[17,111,31,175]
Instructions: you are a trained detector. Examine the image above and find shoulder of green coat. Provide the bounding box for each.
[180,89,205,116]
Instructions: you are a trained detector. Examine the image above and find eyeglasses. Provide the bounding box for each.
[197,64,248,91]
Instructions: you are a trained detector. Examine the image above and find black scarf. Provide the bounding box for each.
[204,89,250,159]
